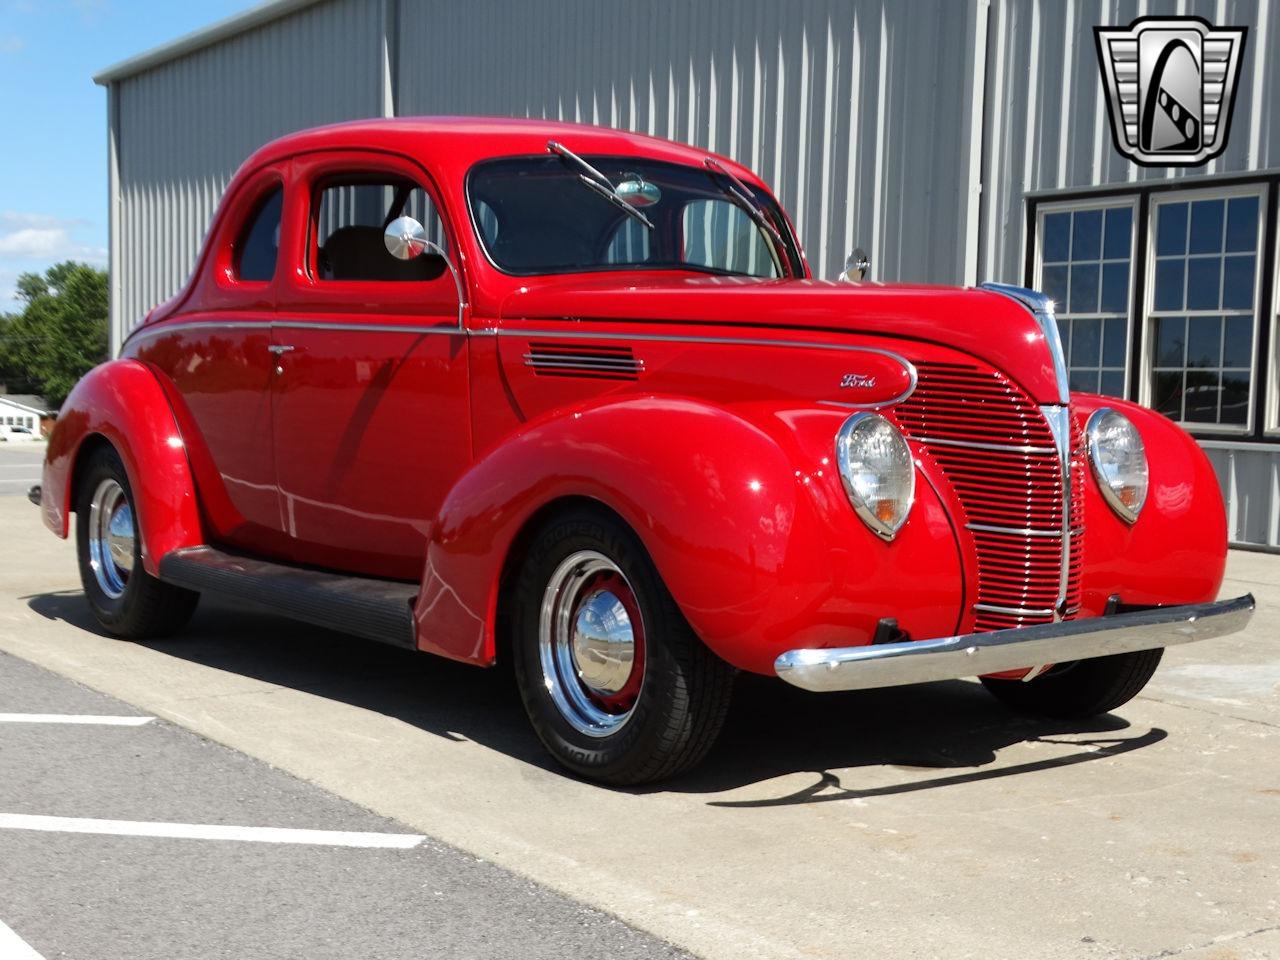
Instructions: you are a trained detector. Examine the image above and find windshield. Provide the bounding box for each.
[467,156,802,278]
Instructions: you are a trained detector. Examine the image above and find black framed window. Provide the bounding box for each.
[1028,176,1276,442]
[1148,189,1263,431]
[1036,201,1135,397]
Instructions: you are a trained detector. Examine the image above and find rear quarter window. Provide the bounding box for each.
[234,187,283,282]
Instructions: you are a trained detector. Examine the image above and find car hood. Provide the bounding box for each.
[497,276,1062,403]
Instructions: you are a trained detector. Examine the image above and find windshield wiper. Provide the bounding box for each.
[547,141,654,231]
[702,157,791,277]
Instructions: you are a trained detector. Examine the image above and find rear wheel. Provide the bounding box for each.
[980,649,1163,719]
[75,446,199,639]
[509,507,735,785]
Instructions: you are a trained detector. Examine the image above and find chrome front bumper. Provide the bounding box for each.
[774,595,1255,693]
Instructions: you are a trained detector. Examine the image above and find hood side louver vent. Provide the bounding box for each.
[524,342,643,380]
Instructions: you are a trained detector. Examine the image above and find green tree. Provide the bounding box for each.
[0,261,108,405]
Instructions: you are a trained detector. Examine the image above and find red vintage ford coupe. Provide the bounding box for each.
[40,118,1253,783]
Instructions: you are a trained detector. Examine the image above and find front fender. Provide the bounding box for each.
[42,359,203,575]
[1073,395,1227,610]
[416,397,963,673]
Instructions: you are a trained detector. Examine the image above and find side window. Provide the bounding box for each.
[234,186,283,282]
[314,179,447,282]
[681,200,778,278]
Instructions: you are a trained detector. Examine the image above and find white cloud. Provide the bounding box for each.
[0,212,106,266]
[0,228,66,259]
[0,212,88,229]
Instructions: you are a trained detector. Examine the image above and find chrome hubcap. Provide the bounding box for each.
[571,588,636,694]
[539,551,645,738]
[88,479,134,599]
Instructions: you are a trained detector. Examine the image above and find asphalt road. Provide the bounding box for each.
[0,495,1277,960]
[0,650,691,960]
[0,443,43,498]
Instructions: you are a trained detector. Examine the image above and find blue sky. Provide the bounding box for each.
[0,0,249,304]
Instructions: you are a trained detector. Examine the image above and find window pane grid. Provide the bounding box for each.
[1039,204,1132,398]
[1149,193,1260,430]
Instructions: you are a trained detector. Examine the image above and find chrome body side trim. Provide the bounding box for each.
[123,320,272,347]
[124,318,464,348]
[273,319,464,335]
[775,595,1256,693]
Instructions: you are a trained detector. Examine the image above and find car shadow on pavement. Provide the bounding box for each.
[25,590,1166,802]
[675,673,1165,806]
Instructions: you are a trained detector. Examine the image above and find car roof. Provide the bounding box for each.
[240,116,765,187]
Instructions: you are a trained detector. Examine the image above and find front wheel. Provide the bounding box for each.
[980,648,1163,719]
[75,445,199,639]
[508,508,735,785]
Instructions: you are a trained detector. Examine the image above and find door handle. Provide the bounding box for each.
[269,344,294,376]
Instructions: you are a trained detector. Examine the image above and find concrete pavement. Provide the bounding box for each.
[0,495,1276,960]
[0,443,43,498]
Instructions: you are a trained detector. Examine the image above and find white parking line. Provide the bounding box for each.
[0,920,46,960]
[0,714,155,726]
[0,814,425,849]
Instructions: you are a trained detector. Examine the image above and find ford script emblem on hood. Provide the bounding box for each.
[840,373,878,389]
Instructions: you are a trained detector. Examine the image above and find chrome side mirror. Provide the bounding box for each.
[384,216,428,260]
[382,216,468,329]
[839,247,871,282]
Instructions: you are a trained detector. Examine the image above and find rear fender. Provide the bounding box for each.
[415,397,963,673]
[42,359,203,575]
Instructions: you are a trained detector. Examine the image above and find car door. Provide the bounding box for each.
[129,165,288,557]
[270,151,470,581]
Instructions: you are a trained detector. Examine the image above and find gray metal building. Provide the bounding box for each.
[94,0,1280,550]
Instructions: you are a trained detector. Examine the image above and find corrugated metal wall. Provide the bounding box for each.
[396,0,987,290]
[980,0,1280,283]
[112,0,385,336]
[1204,443,1280,549]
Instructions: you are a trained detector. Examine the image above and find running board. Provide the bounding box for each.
[158,546,418,649]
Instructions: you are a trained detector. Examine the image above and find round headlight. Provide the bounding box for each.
[1086,408,1148,524]
[835,413,915,540]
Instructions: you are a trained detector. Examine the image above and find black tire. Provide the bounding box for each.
[508,507,735,785]
[75,445,199,639]
[980,648,1163,719]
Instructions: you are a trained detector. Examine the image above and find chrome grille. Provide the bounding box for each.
[894,361,1083,632]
